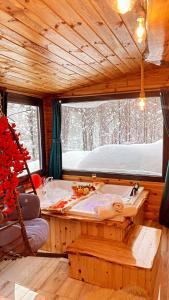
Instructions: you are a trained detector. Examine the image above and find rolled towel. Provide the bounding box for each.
[95,205,138,220]
[112,202,124,212]
[111,195,124,212]
[95,206,117,220]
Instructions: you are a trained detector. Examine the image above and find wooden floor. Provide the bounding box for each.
[0,223,169,300]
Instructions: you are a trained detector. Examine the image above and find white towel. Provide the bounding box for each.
[96,206,117,219]
[112,202,124,212]
[96,205,138,220]
[111,195,124,212]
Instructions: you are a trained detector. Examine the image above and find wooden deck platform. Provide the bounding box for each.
[0,222,168,299]
[68,225,161,297]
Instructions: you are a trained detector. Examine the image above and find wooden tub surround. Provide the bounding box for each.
[41,213,132,253]
[41,190,149,253]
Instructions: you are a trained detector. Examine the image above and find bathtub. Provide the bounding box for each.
[37,179,144,212]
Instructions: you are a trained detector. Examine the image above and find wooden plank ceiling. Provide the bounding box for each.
[0,0,168,97]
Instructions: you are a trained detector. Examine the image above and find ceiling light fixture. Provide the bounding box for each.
[136,17,146,43]
[112,0,136,15]
[139,58,145,111]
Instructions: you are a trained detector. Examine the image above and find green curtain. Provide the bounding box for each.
[0,91,7,116]
[48,100,62,179]
[159,90,169,226]
[0,91,7,212]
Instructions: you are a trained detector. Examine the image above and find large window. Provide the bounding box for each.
[7,94,44,174]
[62,96,163,177]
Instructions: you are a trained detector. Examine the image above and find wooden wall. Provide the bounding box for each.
[62,65,169,97]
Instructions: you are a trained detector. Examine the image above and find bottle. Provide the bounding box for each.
[92,174,97,189]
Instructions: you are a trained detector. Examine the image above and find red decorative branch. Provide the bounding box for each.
[0,116,31,215]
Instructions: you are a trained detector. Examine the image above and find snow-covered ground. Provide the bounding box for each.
[63,150,90,169]
[63,140,163,176]
[21,140,162,177]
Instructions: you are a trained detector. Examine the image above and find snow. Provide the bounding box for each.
[62,150,90,169]
[19,160,40,176]
[62,101,108,109]
[28,160,40,172]
[63,140,162,176]
[20,140,162,177]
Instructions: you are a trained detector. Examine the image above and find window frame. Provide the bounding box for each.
[61,91,167,182]
[7,92,46,179]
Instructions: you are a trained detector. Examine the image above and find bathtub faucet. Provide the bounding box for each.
[42,177,53,195]
[130,182,139,196]
[43,177,53,186]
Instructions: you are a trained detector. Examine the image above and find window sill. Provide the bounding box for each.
[62,170,164,183]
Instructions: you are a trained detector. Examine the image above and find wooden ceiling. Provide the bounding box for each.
[0,0,169,97]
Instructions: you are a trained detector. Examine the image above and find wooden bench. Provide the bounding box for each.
[67,225,161,298]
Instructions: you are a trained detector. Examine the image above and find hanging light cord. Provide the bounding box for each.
[140,57,145,98]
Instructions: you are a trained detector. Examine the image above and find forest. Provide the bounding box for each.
[61,97,162,152]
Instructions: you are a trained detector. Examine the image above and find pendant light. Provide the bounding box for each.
[136,17,146,43]
[112,0,136,15]
[139,58,145,111]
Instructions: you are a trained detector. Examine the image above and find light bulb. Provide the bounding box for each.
[139,97,145,111]
[117,0,132,14]
[112,0,136,15]
[136,18,145,43]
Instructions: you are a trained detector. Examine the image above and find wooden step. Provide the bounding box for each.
[67,225,161,296]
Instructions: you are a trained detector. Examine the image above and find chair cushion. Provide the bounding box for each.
[24,218,49,252]
[0,218,49,255]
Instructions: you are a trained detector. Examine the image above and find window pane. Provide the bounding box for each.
[62,97,163,176]
[7,103,42,173]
